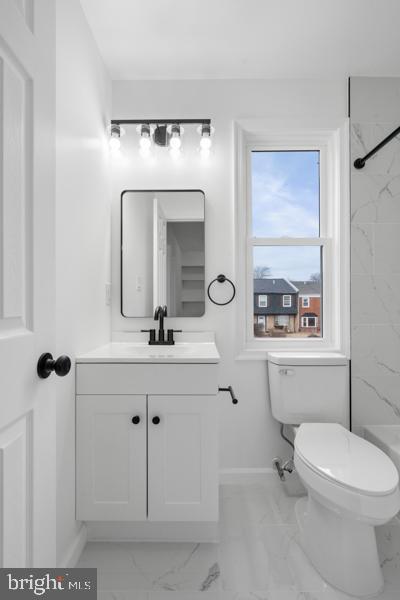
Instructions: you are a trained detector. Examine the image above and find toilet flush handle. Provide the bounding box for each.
[279,368,295,376]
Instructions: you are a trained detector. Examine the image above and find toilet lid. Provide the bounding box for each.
[295,423,399,496]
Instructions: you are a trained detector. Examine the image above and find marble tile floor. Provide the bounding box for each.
[77,476,400,600]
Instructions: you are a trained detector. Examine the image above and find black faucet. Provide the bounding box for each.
[154,305,167,343]
[141,305,181,345]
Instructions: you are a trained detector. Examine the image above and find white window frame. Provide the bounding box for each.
[258,294,268,307]
[302,316,318,328]
[282,295,292,307]
[234,118,350,358]
[302,296,310,308]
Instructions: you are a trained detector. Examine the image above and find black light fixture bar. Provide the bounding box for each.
[354,125,400,169]
[111,118,211,126]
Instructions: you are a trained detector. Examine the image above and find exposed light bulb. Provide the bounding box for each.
[140,135,151,150]
[109,135,121,151]
[170,135,182,150]
[108,123,124,153]
[198,123,214,153]
[168,124,183,151]
[136,124,153,154]
[200,135,212,150]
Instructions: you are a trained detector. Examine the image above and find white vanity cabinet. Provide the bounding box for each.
[76,357,219,524]
[147,394,217,521]
[76,394,147,521]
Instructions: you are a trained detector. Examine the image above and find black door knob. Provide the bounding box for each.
[37,353,71,379]
[131,416,141,425]
[152,416,161,425]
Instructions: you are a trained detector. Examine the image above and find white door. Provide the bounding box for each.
[76,395,147,521]
[148,395,218,522]
[0,1,56,566]
[153,197,167,309]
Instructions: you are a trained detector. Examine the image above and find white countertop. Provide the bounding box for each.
[76,341,220,364]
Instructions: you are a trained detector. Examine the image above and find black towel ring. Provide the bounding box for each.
[207,274,236,306]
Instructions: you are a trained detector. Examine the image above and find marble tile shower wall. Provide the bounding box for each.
[351,77,400,432]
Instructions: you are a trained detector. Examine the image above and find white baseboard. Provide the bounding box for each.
[219,467,276,485]
[58,524,87,568]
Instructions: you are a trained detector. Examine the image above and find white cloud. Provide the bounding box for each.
[252,169,319,238]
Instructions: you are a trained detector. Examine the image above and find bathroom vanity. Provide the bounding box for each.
[75,336,220,533]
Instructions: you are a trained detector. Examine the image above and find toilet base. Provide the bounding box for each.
[296,494,384,597]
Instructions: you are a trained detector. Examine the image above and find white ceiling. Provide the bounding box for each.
[80,0,400,80]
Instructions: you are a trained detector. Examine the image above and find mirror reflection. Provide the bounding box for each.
[121,190,205,317]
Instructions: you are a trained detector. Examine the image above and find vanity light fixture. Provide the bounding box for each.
[136,123,153,157]
[108,123,125,152]
[198,123,214,151]
[136,123,152,151]
[168,124,183,150]
[109,119,213,157]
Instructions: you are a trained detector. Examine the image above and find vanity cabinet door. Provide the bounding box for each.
[76,395,147,521]
[147,395,218,522]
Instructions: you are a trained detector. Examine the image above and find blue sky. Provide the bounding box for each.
[252,151,321,280]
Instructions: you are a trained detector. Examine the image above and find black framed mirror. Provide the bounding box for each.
[121,190,205,317]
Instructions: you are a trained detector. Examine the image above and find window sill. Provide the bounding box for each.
[235,341,347,361]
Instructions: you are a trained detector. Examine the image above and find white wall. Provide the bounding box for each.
[111,79,347,470]
[56,0,111,565]
[350,77,400,432]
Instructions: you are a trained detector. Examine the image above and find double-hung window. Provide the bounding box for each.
[236,120,349,355]
[282,295,292,308]
[258,295,268,307]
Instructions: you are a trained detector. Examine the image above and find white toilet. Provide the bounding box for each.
[268,352,400,597]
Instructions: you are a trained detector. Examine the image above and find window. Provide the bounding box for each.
[258,295,268,307]
[275,315,289,327]
[302,316,317,328]
[251,150,322,339]
[235,119,349,355]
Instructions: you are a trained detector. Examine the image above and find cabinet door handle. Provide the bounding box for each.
[131,416,141,425]
[152,416,161,425]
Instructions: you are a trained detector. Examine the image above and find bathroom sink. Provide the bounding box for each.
[126,344,197,356]
[76,341,220,364]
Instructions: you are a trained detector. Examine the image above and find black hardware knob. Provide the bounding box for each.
[152,416,161,425]
[37,353,71,379]
[131,416,141,425]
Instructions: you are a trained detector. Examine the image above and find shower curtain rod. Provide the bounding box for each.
[354,125,400,169]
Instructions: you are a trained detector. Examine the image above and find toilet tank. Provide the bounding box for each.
[267,353,349,427]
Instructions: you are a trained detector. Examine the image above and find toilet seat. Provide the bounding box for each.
[295,423,399,496]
